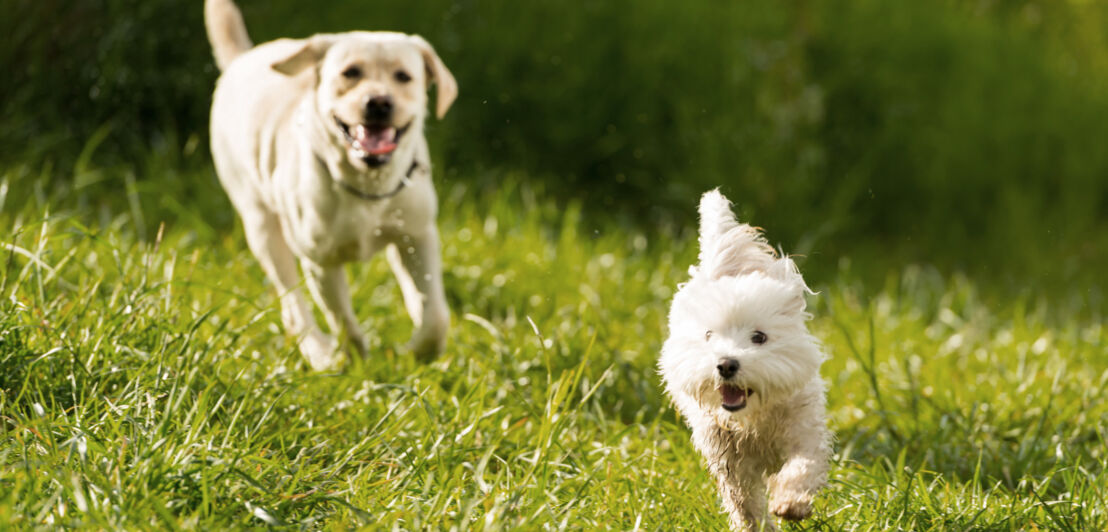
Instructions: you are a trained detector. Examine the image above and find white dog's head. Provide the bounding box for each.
[273,32,457,169]
[660,189,823,422]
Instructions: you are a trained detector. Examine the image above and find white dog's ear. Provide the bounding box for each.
[769,256,813,314]
[697,189,777,279]
[272,35,337,76]
[409,35,458,119]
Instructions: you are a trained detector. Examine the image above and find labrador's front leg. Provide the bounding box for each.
[237,210,339,371]
[302,261,368,362]
[386,224,449,360]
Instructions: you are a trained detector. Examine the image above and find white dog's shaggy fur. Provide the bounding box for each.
[660,190,831,531]
[205,0,457,370]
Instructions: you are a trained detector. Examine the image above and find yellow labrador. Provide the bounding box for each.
[205,0,457,370]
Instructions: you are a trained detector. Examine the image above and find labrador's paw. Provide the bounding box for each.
[406,313,447,362]
[299,331,344,372]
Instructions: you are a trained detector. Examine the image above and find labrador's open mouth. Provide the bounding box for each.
[334,116,412,167]
[720,384,754,412]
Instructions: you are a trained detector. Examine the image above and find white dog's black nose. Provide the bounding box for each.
[717,358,740,379]
[366,96,393,121]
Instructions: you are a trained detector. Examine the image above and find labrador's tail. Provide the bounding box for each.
[205,0,253,71]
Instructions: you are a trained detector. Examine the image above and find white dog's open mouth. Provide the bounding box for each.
[719,384,754,412]
[334,116,412,167]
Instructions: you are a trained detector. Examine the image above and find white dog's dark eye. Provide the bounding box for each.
[705,330,713,341]
[342,66,362,79]
[751,331,767,345]
[394,70,412,83]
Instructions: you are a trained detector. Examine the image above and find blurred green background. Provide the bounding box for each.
[3,0,1107,289]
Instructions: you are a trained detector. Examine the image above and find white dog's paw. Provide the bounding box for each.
[299,331,344,372]
[729,514,778,532]
[769,493,813,522]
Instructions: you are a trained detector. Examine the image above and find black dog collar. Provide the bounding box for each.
[336,159,420,201]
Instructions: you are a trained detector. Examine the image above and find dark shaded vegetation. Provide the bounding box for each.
[3,0,1107,285]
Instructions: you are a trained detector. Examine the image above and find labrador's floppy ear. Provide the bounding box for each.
[272,35,338,76]
[408,35,458,119]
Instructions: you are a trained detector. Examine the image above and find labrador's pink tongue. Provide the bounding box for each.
[353,125,398,155]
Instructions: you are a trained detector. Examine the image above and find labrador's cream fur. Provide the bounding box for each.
[205,0,457,370]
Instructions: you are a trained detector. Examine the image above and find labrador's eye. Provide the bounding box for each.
[394,70,412,83]
[342,66,362,79]
[705,330,713,341]
[751,331,768,345]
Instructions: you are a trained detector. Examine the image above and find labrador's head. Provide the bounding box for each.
[273,32,457,169]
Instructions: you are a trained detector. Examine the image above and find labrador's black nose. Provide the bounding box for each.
[717,358,740,379]
[366,96,393,121]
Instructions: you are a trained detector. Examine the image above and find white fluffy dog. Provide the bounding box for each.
[660,190,831,531]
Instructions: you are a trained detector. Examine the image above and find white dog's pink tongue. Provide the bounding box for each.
[720,385,748,407]
[353,125,398,155]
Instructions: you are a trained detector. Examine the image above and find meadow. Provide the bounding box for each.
[3,0,1108,529]
[1,155,1105,529]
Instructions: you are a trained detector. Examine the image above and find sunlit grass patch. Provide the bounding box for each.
[1,171,1105,529]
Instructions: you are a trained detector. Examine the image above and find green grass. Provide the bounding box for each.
[1,162,1106,530]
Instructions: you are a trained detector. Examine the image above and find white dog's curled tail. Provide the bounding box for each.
[697,189,777,279]
[205,0,253,71]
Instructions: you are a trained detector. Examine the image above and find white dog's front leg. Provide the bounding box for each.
[301,261,368,359]
[715,466,775,532]
[768,392,831,522]
[385,225,448,360]
[696,426,775,531]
